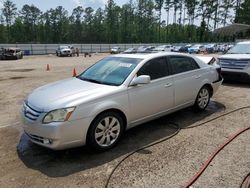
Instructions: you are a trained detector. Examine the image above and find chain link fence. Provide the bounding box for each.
[0,43,172,55]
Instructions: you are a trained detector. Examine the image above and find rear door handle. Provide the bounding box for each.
[164,83,173,88]
[195,75,201,79]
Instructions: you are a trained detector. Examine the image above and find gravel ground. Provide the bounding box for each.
[0,54,249,188]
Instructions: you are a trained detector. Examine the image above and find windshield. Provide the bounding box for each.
[227,44,250,54]
[192,44,201,48]
[154,46,166,50]
[78,57,142,86]
[60,46,69,50]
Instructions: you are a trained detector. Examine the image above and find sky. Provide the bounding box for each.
[0,0,227,28]
[3,0,126,13]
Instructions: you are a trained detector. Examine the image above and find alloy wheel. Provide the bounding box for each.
[94,116,121,147]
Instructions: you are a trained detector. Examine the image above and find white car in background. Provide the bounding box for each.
[218,41,250,82]
[22,52,223,150]
[110,46,121,54]
[153,45,173,52]
[56,46,73,57]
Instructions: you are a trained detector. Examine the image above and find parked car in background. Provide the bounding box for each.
[218,41,250,83]
[0,48,23,60]
[56,46,72,57]
[179,44,192,53]
[110,46,121,54]
[22,52,223,150]
[171,45,182,52]
[153,45,172,52]
[205,44,218,53]
[188,44,204,54]
[123,48,137,54]
[0,48,5,60]
[137,46,155,53]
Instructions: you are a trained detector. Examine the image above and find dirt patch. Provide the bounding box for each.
[10,76,26,80]
[0,76,26,81]
[6,69,35,72]
[0,54,249,188]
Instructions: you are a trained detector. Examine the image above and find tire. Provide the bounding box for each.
[194,86,211,111]
[87,111,124,151]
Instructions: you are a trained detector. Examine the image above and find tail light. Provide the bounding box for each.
[216,67,223,81]
[216,67,222,75]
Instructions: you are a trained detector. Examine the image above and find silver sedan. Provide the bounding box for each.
[22,52,223,150]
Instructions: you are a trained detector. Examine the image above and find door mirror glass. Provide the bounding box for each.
[130,75,150,86]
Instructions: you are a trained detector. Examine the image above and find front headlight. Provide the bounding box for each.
[43,107,75,124]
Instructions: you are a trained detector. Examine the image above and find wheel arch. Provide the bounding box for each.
[86,108,128,144]
[202,83,213,97]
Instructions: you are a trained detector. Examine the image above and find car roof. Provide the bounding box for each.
[112,52,196,60]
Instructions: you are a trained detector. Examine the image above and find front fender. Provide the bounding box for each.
[70,93,129,123]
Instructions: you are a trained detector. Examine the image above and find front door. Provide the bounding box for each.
[127,56,174,123]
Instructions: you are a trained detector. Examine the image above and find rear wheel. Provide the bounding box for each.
[87,111,124,150]
[194,86,211,111]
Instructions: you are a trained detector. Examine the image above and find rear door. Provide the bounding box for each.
[168,55,201,107]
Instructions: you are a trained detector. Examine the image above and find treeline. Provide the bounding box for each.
[0,0,249,44]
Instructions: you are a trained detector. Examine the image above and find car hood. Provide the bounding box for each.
[27,78,118,112]
[219,54,250,60]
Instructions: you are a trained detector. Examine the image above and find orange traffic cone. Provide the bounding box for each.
[72,68,77,77]
[46,64,50,71]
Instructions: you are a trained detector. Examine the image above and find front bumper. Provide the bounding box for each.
[221,69,250,83]
[22,114,92,150]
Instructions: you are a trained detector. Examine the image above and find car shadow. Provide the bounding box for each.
[17,101,225,177]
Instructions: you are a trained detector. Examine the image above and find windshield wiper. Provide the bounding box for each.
[78,76,119,86]
[78,77,102,84]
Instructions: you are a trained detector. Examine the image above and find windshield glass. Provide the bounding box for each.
[60,46,69,50]
[192,44,201,48]
[154,46,166,50]
[78,57,142,86]
[227,44,250,54]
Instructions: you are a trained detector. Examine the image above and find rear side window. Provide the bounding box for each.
[169,56,199,74]
[137,57,168,80]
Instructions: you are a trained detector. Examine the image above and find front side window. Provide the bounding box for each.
[137,57,168,80]
[169,56,199,74]
[78,57,142,86]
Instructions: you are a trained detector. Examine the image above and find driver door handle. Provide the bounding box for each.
[195,75,201,79]
[164,83,173,88]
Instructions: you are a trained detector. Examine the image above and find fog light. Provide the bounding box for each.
[43,139,52,144]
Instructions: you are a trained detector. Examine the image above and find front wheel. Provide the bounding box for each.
[87,112,124,150]
[194,86,211,111]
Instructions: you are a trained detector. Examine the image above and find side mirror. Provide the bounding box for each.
[130,75,150,86]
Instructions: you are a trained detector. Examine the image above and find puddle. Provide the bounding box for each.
[207,100,226,112]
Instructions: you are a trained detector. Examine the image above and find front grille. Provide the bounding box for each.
[23,102,42,121]
[220,59,250,70]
